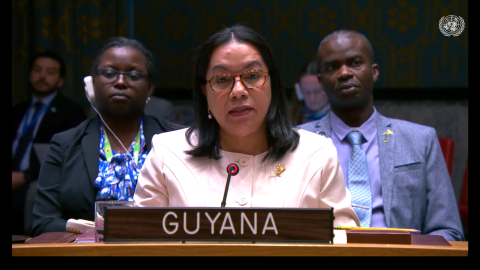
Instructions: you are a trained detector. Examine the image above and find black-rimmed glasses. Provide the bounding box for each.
[96,68,147,86]
[208,70,269,93]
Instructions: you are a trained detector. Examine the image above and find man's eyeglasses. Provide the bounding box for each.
[96,68,147,86]
[208,70,269,93]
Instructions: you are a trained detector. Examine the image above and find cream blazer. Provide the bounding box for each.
[134,128,360,227]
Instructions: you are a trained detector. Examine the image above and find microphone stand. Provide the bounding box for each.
[221,163,239,207]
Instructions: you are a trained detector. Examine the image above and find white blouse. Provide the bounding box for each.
[134,128,359,227]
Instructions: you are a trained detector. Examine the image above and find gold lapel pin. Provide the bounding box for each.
[382,129,394,143]
[271,163,286,177]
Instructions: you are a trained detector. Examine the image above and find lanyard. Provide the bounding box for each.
[21,102,49,137]
[103,129,141,166]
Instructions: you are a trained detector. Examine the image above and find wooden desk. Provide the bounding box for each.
[12,241,468,256]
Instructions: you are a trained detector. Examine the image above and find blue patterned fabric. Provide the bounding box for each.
[94,118,147,201]
[346,130,372,227]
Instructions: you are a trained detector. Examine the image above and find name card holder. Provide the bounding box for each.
[104,207,334,243]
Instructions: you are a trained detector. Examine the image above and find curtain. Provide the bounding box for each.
[12,0,131,109]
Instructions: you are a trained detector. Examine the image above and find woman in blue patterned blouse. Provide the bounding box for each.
[31,37,176,237]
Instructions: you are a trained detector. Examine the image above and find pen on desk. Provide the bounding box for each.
[334,226,419,233]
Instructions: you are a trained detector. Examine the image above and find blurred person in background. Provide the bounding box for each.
[12,50,87,236]
[290,60,330,125]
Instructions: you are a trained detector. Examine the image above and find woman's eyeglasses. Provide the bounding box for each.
[96,68,147,86]
[208,70,268,93]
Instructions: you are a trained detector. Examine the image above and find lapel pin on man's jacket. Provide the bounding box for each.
[382,130,394,142]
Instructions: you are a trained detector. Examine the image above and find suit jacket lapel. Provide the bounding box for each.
[36,93,63,137]
[315,112,332,138]
[82,117,101,183]
[376,112,395,227]
[143,115,157,151]
[12,101,31,143]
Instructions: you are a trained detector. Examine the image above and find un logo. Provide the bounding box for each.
[439,15,465,37]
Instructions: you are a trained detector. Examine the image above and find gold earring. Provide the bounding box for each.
[207,109,213,119]
[146,97,151,104]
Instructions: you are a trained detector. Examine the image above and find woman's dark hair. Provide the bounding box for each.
[297,60,318,82]
[90,36,156,84]
[185,23,299,163]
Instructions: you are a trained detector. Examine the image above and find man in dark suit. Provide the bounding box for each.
[12,50,87,235]
[298,30,464,241]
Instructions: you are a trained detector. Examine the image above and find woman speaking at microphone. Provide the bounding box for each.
[31,37,175,237]
[134,24,359,227]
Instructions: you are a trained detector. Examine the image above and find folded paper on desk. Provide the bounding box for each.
[25,232,81,244]
[66,218,95,234]
[346,230,451,246]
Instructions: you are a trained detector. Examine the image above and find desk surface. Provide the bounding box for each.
[12,241,468,256]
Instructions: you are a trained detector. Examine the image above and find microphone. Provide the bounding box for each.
[221,163,240,207]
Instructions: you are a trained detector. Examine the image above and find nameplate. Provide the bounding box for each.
[104,207,334,243]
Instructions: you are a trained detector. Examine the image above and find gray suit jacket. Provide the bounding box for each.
[298,111,464,241]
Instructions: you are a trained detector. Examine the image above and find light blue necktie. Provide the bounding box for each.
[346,130,372,227]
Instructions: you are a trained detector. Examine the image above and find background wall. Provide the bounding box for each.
[12,0,468,203]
